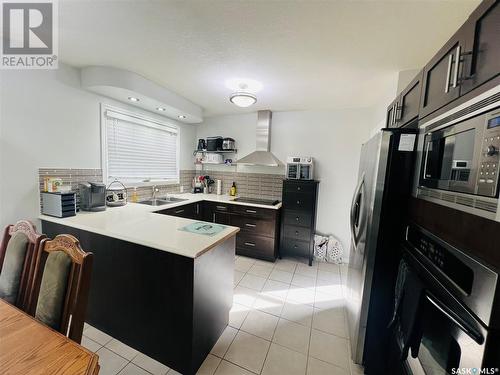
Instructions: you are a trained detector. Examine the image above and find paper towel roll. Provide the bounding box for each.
[216,180,222,195]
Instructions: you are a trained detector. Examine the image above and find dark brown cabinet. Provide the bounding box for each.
[156,202,203,220]
[420,0,499,119]
[157,200,280,261]
[460,0,500,94]
[385,0,499,125]
[386,71,422,128]
[202,201,281,261]
[203,202,231,225]
[420,29,465,118]
[386,98,398,128]
[280,180,319,266]
[398,71,423,126]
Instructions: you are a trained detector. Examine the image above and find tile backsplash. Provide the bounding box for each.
[38,168,285,207]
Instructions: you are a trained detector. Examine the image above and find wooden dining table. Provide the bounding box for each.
[0,299,99,375]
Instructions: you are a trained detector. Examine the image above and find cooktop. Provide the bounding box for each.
[233,197,280,206]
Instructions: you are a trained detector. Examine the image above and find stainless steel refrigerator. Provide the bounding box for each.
[346,128,417,373]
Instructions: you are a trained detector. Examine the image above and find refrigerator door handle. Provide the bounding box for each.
[350,173,365,246]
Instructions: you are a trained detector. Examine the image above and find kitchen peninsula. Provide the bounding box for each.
[40,196,242,375]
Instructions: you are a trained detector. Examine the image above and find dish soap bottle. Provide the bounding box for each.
[230,182,237,196]
[131,187,138,203]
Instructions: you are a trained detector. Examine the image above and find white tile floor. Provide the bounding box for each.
[81,256,364,375]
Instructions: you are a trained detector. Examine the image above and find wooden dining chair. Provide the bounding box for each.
[29,234,93,344]
[0,220,45,311]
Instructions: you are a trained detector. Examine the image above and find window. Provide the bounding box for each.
[102,106,179,184]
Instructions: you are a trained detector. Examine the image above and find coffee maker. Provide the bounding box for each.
[79,182,107,211]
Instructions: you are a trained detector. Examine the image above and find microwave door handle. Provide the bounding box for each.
[422,140,432,180]
[425,293,483,344]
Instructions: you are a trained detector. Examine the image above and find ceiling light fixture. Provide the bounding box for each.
[128,96,139,102]
[229,92,257,108]
[178,115,186,119]
[156,107,166,112]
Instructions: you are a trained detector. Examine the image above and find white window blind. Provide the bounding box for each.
[104,109,179,183]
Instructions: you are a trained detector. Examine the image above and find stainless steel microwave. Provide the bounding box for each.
[414,85,500,221]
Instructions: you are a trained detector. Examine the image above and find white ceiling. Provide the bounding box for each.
[59,0,480,117]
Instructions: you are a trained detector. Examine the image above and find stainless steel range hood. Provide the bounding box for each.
[237,110,283,167]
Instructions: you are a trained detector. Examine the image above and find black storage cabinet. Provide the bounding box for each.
[280,180,319,266]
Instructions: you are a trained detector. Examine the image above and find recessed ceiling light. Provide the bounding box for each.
[229,92,257,108]
[128,96,139,102]
[178,115,186,119]
[157,107,166,112]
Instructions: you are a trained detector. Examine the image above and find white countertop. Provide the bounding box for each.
[39,193,281,259]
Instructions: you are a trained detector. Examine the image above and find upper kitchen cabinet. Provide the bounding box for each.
[419,27,466,118]
[398,70,423,126]
[386,98,398,128]
[420,0,499,119]
[386,71,423,128]
[460,0,500,94]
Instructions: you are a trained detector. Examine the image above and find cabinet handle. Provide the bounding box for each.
[245,223,257,228]
[452,45,461,88]
[245,209,257,214]
[175,209,185,214]
[295,217,300,221]
[212,213,216,222]
[244,242,256,247]
[296,200,301,204]
[196,204,199,215]
[216,206,227,211]
[295,231,299,235]
[293,244,298,249]
[394,103,402,122]
[391,103,396,126]
[445,53,453,93]
[297,186,301,191]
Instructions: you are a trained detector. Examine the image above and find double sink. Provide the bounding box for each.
[138,197,188,206]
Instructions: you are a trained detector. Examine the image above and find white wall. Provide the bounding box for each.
[0,64,197,229]
[197,109,379,259]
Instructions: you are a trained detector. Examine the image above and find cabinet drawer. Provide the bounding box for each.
[283,225,311,240]
[281,237,310,257]
[283,193,315,211]
[231,205,275,220]
[212,203,230,212]
[236,233,275,258]
[283,210,313,227]
[283,181,317,194]
[231,215,275,238]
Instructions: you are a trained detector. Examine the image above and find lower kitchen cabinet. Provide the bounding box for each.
[203,201,281,261]
[156,202,203,220]
[232,209,280,262]
[158,200,281,261]
[203,202,231,225]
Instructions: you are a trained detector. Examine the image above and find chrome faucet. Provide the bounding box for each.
[152,185,159,199]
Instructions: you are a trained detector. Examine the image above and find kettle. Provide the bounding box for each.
[197,139,206,151]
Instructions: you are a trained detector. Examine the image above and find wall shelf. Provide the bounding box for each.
[193,149,237,154]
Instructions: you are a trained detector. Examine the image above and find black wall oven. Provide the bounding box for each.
[389,224,500,374]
